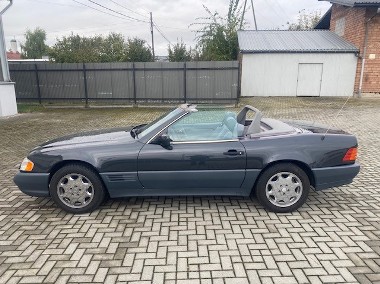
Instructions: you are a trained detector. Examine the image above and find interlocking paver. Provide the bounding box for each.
[0,97,380,283]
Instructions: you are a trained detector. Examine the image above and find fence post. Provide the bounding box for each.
[83,63,89,108]
[132,62,137,106]
[183,62,187,103]
[236,61,241,107]
[34,64,42,104]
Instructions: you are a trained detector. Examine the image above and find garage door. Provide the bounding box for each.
[296,63,323,97]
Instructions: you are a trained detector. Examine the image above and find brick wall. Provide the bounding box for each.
[330,4,380,94]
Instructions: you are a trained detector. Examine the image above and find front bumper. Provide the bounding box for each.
[312,163,360,191]
[13,172,50,197]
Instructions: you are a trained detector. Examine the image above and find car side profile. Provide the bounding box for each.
[14,104,360,214]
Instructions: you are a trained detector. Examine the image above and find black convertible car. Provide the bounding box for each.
[14,104,360,214]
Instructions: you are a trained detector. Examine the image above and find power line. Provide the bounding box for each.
[153,22,172,46]
[86,0,148,23]
[154,24,188,31]
[72,0,135,21]
[9,21,142,39]
[261,0,288,24]
[41,0,187,32]
[28,0,85,8]
[108,0,148,19]
[254,10,277,29]
[48,22,141,35]
[272,0,291,19]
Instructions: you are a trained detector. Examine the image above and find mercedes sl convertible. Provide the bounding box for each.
[14,104,360,214]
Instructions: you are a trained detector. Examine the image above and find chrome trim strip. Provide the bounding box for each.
[171,139,239,145]
[147,112,189,144]
[249,131,296,139]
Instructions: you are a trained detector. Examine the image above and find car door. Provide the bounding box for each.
[137,109,247,193]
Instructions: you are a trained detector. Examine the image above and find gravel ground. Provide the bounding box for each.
[0,97,380,284]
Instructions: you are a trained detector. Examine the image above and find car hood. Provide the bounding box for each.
[38,127,135,149]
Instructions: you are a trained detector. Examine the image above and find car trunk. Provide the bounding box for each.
[282,120,350,135]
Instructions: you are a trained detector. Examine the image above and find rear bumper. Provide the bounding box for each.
[312,163,360,191]
[13,172,50,197]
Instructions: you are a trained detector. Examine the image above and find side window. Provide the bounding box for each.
[166,110,242,142]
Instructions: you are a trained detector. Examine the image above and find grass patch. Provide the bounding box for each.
[17,103,46,113]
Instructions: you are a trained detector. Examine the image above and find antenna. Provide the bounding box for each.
[239,0,257,30]
[250,0,258,30]
[321,96,351,141]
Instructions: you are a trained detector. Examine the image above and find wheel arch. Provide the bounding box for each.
[251,159,315,194]
[48,160,109,195]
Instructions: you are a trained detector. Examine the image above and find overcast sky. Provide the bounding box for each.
[2,0,331,56]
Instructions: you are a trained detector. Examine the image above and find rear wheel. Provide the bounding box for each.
[49,164,105,214]
[255,163,310,213]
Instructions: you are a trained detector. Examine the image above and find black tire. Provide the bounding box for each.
[49,164,106,214]
[255,163,310,213]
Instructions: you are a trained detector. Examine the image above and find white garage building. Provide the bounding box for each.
[238,30,359,97]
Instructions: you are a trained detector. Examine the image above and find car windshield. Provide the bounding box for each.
[137,108,183,139]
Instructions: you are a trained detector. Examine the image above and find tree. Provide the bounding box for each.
[99,33,128,62]
[168,41,191,62]
[49,34,152,63]
[49,34,104,63]
[125,38,152,62]
[49,33,134,63]
[192,0,244,61]
[287,10,322,30]
[21,27,48,59]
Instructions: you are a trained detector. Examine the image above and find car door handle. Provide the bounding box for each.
[223,150,244,156]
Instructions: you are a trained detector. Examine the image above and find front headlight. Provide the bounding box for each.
[20,158,34,172]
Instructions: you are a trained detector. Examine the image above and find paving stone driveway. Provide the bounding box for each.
[0,97,380,284]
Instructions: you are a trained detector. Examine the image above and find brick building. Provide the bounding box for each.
[6,51,21,60]
[316,0,380,95]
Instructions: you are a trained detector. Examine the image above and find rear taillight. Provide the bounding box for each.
[343,147,357,162]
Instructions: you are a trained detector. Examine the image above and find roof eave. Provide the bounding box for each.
[325,0,380,7]
[240,50,359,54]
[353,4,380,6]
[314,7,332,29]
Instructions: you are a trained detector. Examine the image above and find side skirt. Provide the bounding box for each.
[100,169,262,198]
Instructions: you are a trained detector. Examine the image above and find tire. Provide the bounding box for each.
[49,164,106,214]
[255,163,310,213]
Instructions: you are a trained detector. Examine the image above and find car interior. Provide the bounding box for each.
[166,105,297,142]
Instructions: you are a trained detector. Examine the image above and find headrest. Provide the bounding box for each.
[225,116,237,133]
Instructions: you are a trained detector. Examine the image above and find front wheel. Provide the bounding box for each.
[49,164,106,214]
[255,163,310,213]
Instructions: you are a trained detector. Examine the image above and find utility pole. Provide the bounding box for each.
[0,0,13,81]
[240,0,247,30]
[250,0,258,30]
[0,0,18,117]
[150,12,155,61]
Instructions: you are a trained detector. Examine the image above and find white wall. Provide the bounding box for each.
[241,53,358,97]
[0,82,18,117]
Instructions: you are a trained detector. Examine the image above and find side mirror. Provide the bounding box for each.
[155,134,173,150]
